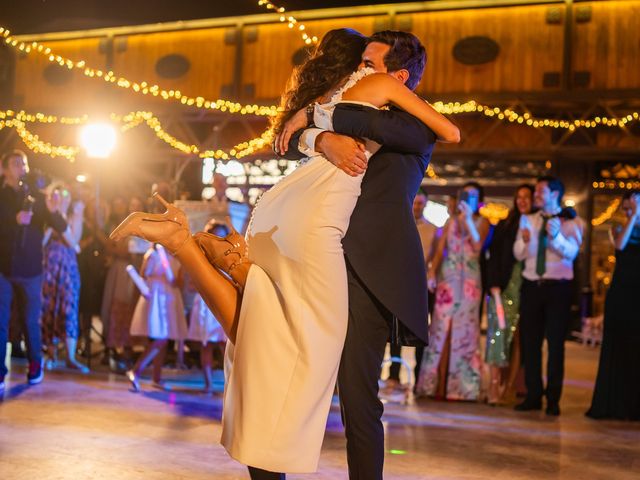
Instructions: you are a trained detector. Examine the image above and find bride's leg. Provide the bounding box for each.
[175,237,241,342]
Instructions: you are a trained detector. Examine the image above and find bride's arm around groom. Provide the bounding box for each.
[279,101,438,174]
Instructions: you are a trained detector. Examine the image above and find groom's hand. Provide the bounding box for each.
[316,132,368,177]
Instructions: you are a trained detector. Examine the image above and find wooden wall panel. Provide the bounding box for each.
[13,1,640,114]
[242,16,377,101]
[573,0,640,90]
[403,5,565,96]
[14,38,105,111]
[112,28,234,102]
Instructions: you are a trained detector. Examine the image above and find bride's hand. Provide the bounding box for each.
[276,107,309,155]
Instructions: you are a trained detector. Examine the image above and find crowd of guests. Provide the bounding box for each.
[417,177,583,417]
[0,150,229,393]
[388,176,638,420]
[1,148,638,420]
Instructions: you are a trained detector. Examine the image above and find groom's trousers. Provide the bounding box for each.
[338,260,392,480]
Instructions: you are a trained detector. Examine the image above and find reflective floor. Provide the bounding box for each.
[1,342,639,479]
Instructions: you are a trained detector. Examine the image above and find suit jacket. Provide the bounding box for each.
[285,102,437,346]
[0,179,67,278]
[487,216,520,291]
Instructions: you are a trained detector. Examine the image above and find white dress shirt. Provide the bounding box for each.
[513,210,583,281]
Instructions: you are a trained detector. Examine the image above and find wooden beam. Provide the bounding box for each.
[12,0,566,42]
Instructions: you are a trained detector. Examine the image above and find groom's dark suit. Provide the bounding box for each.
[286,102,436,479]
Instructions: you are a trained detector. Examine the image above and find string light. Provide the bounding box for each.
[592,180,640,191]
[0,118,80,161]
[257,1,319,45]
[1,108,273,162]
[433,100,640,130]
[592,198,621,226]
[1,27,279,117]
[1,109,87,125]
[5,97,638,136]
[110,111,273,160]
[4,24,640,129]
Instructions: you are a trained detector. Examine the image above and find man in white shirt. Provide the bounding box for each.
[513,176,583,416]
[385,191,438,391]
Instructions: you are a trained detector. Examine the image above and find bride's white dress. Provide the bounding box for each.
[221,68,379,473]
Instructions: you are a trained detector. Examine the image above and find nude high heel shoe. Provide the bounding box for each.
[193,220,251,291]
[109,193,190,255]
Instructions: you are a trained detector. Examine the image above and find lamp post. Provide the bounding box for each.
[79,123,117,367]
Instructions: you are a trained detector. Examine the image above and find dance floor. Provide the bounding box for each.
[1,342,639,479]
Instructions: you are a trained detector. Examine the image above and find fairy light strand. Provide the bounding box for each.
[257,0,319,45]
[4,23,640,129]
[592,180,640,192]
[1,109,272,162]
[0,118,80,161]
[1,27,279,117]
[592,198,621,226]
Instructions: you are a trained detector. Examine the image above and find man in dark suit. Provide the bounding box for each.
[279,31,442,480]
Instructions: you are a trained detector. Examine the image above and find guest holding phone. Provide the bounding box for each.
[415,182,490,401]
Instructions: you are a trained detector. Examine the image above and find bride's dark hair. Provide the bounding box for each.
[271,28,366,134]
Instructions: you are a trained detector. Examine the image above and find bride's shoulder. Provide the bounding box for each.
[345,70,403,93]
[331,68,390,102]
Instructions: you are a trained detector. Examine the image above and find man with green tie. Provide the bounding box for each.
[513,176,583,416]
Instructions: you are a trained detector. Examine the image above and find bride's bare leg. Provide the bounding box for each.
[176,237,241,342]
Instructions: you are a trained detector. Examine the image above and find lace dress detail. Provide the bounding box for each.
[312,67,377,135]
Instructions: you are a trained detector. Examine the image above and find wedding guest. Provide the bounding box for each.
[76,184,108,365]
[126,244,187,391]
[514,176,582,416]
[485,184,533,404]
[587,191,640,420]
[41,184,88,372]
[416,182,490,401]
[101,196,137,369]
[0,150,67,388]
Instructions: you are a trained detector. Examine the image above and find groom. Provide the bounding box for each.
[280,31,438,479]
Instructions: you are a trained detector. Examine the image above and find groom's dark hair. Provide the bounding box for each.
[369,31,426,91]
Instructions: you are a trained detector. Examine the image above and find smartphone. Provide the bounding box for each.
[458,190,478,213]
[457,191,470,213]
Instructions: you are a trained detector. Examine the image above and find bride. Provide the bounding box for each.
[111,28,459,477]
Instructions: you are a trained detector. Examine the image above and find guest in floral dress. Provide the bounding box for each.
[485,184,533,404]
[416,182,490,401]
[41,185,88,372]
